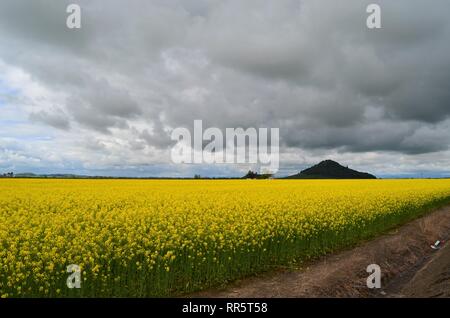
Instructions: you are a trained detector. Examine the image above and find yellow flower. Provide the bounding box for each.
[1,179,450,297]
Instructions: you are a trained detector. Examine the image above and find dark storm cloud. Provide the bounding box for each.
[138,119,173,149]
[29,109,70,130]
[282,119,450,155]
[1,0,450,173]
[77,79,142,119]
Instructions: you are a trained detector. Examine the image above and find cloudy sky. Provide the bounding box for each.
[1,0,449,178]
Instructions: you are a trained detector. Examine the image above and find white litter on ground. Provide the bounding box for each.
[431,240,442,250]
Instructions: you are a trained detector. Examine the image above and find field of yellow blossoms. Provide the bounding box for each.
[1,179,450,297]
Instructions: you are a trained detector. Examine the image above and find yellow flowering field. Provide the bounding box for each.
[1,179,450,297]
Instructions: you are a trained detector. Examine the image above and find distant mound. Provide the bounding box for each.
[286,160,377,179]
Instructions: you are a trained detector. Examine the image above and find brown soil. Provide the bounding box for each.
[193,205,450,298]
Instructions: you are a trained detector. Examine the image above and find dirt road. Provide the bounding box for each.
[194,205,450,298]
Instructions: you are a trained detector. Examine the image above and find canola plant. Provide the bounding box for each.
[1,179,450,297]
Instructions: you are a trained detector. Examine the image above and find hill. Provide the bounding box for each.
[285,160,377,179]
